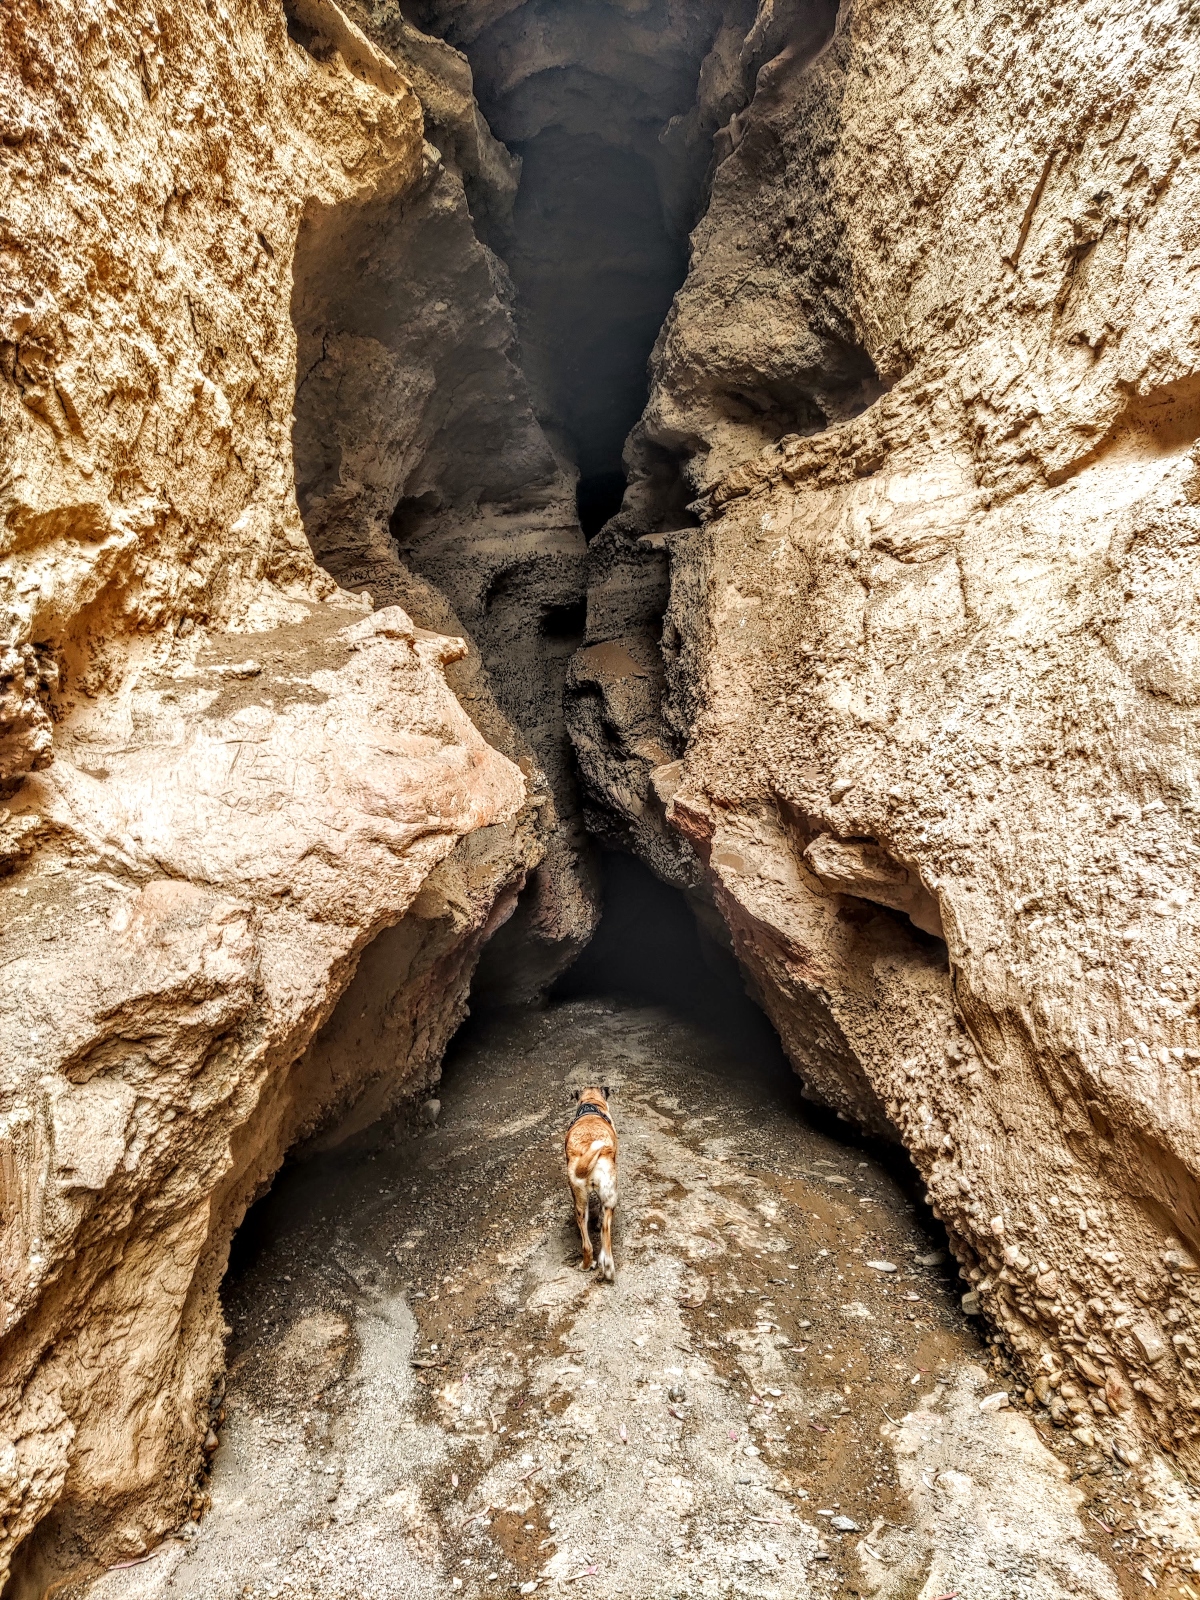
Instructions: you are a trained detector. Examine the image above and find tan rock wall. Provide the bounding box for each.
[0,0,544,1589]
[0,0,416,750]
[572,0,1200,1476]
[287,1,599,990]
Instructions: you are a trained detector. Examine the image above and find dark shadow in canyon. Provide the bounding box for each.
[501,129,688,486]
[576,470,628,541]
[552,848,762,1028]
[399,0,744,508]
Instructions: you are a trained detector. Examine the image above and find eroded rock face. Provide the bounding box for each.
[569,0,1200,1476]
[289,0,599,992]
[0,608,533,1586]
[404,0,761,484]
[9,0,1200,1583]
[0,0,550,1586]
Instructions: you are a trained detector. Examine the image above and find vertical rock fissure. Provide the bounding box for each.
[376,0,1200,1513]
[285,0,815,1003]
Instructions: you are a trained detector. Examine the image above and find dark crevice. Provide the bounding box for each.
[553,849,751,1024]
[539,599,587,641]
[388,491,442,553]
[504,130,689,484]
[576,470,627,539]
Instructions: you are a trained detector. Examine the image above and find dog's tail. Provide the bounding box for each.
[577,1138,610,1184]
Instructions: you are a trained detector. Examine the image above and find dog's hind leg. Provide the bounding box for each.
[599,1202,615,1283]
[594,1156,617,1283]
[568,1166,593,1270]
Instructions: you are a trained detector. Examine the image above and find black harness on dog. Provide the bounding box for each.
[570,1100,612,1127]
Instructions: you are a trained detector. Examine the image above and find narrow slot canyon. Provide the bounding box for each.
[70,854,1038,1600]
[5,2,1200,1598]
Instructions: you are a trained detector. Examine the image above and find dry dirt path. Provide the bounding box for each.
[78,996,1131,1600]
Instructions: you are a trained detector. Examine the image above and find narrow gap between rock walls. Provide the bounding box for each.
[74,3,1081,1594]
[251,0,947,1314]
[217,0,999,1574]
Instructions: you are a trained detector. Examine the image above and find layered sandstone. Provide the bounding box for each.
[566,0,1200,1485]
[0,0,566,1588]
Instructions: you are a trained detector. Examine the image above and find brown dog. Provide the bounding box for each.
[564,1086,618,1282]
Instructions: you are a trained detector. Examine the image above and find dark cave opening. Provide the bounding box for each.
[502,129,689,487]
[388,491,441,551]
[576,470,629,540]
[462,847,942,1226]
[552,849,749,1020]
[539,598,588,641]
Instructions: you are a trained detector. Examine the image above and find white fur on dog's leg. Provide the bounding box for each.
[594,1159,617,1284]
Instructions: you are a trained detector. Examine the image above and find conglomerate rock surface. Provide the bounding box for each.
[565,0,1200,1483]
[0,0,580,1589]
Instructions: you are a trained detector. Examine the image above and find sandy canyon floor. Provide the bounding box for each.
[72,995,1153,1600]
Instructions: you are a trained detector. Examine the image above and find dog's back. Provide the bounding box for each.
[565,1086,618,1282]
